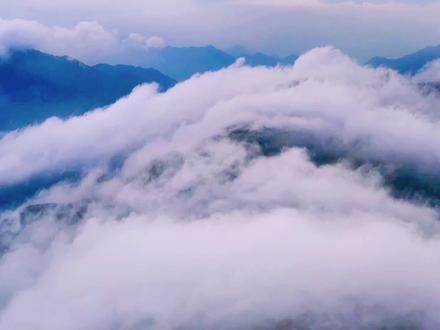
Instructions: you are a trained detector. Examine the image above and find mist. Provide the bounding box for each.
[0,47,440,329]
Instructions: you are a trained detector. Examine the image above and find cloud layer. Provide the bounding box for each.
[0,47,440,329]
[0,19,119,63]
[0,1,439,59]
[0,18,172,66]
[415,60,440,84]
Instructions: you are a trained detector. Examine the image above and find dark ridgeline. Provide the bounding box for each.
[0,46,299,132]
[0,48,176,131]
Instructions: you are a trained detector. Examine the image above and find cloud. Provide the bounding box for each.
[128,33,167,49]
[0,47,439,186]
[236,0,322,7]
[414,60,440,84]
[0,19,118,63]
[0,18,168,64]
[1,47,440,328]
[0,1,439,59]
[2,205,440,329]
[146,36,166,49]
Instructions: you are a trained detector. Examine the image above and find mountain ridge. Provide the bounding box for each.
[134,45,298,81]
[367,45,440,74]
[0,48,175,131]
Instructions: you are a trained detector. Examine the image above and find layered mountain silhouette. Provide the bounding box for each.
[134,45,297,81]
[367,45,440,74]
[3,44,438,133]
[135,46,235,81]
[0,49,175,131]
[225,45,298,68]
[0,46,298,132]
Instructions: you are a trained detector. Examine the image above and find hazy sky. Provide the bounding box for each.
[0,0,439,60]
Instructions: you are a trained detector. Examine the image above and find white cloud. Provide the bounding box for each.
[0,18,169,64]
[0,1,439,59]
[128,33,166,49]
[0,19,118,63]
[414,60,440,84]
[0,47,439,185]
[146,36,167,49]
[1,47,440,328]
[2,206,440,329]
[236,0,322,7]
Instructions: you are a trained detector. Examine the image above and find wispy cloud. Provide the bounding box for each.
[0,19,118,62]
[0,1,438,58]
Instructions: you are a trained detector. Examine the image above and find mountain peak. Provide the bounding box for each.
[0,48,175,131]
[367,44,440,74]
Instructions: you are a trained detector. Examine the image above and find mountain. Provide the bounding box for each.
[136,45,298,81]
[0,46,298,131]
[138,46,236,81]
[225,45,298,66]
[0,49,175,131]
[241,53,298,67]
[367,45,440,74]
[225,45,250,58]
[225,45,297,67]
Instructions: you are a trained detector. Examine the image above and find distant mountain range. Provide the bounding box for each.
[135,46,235,81]
[137,43,440,82]
[2,43,438,133]
[226,45,298,68]
[0,49,175,131]
[0,45,298,132]
[133,45,298,81]
[367,45,440,74]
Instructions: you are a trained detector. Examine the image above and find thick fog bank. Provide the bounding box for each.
[0,47,440,329]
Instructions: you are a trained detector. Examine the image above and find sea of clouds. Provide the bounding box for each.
[0,47,440,329]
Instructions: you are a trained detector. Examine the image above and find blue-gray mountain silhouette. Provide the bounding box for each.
[0,49,175,131]
[367,45,440,74]
[225,45,298,67]
[136,46,236,81]
[136,45,297,81]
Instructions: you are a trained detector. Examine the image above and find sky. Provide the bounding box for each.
[0,0,439,60]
